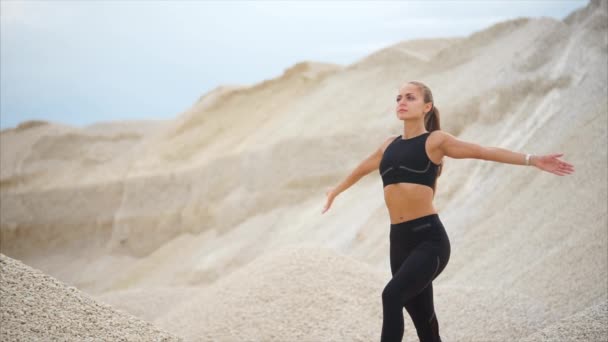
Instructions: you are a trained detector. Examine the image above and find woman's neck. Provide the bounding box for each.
[403,125,427,139]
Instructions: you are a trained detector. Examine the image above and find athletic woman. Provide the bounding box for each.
[321,81,575,342]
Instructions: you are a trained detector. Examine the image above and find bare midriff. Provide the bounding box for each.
[383,183,437,224]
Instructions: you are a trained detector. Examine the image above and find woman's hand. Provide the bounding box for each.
[532,153,575,176]
[322,188,338,214]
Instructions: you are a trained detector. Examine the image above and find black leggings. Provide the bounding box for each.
[381,213,451,342]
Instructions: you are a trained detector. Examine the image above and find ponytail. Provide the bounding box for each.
[424,106,442,194]
[424,105,440,133]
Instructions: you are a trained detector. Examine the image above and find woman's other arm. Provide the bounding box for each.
[437,131,575,176]
[322,135,397,214]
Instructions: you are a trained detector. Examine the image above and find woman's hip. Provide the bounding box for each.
[389,214,451,277]
[389,213,450,249]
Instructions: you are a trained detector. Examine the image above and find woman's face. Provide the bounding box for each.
[395,83,431,120]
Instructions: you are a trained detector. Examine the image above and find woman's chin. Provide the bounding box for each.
[397,113,420,120]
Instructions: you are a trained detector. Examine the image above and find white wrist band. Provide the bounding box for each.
[525,154,531,166]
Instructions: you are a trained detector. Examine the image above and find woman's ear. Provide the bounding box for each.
[425,102,433,114]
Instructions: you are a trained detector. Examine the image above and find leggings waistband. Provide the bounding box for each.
[390,213,440,230]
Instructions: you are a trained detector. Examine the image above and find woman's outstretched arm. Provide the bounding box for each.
[322,135,397,214]
[437,131,575,176]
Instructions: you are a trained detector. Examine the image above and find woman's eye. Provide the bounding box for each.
[396,95,415,102]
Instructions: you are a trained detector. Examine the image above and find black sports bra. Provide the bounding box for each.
[379,132,441,190]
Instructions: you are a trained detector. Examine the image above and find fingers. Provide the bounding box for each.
[547,153,575,175]
[541,157,574,176]
[322,198,333,214]
[557,160,575,173]
[554,158,574,168]
[323,189,335,213]
[560,163,575,169]
[561,165,575,173]
[551,165,574,176]
[553,166,571,175]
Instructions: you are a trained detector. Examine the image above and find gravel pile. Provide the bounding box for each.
[0,253,182,341]
[155,246,386,342]
[151,246,552,342]
[521,299,608,342]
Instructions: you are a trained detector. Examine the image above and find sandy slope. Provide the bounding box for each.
[1,0,606,341]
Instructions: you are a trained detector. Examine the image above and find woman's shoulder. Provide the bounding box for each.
[378,134,401,155]
[384,134,401,146]
[427,130,451,150]
[428,129,448,141]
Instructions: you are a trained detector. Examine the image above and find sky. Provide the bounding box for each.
[0,0,589,130]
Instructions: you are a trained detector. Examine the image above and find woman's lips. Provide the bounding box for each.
[398,109,408,112]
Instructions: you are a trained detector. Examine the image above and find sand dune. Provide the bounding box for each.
[1,0,606,341]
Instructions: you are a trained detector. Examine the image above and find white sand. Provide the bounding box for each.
[1,0,606,341]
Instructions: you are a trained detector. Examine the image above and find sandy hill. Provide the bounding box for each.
[1,0,606,341]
